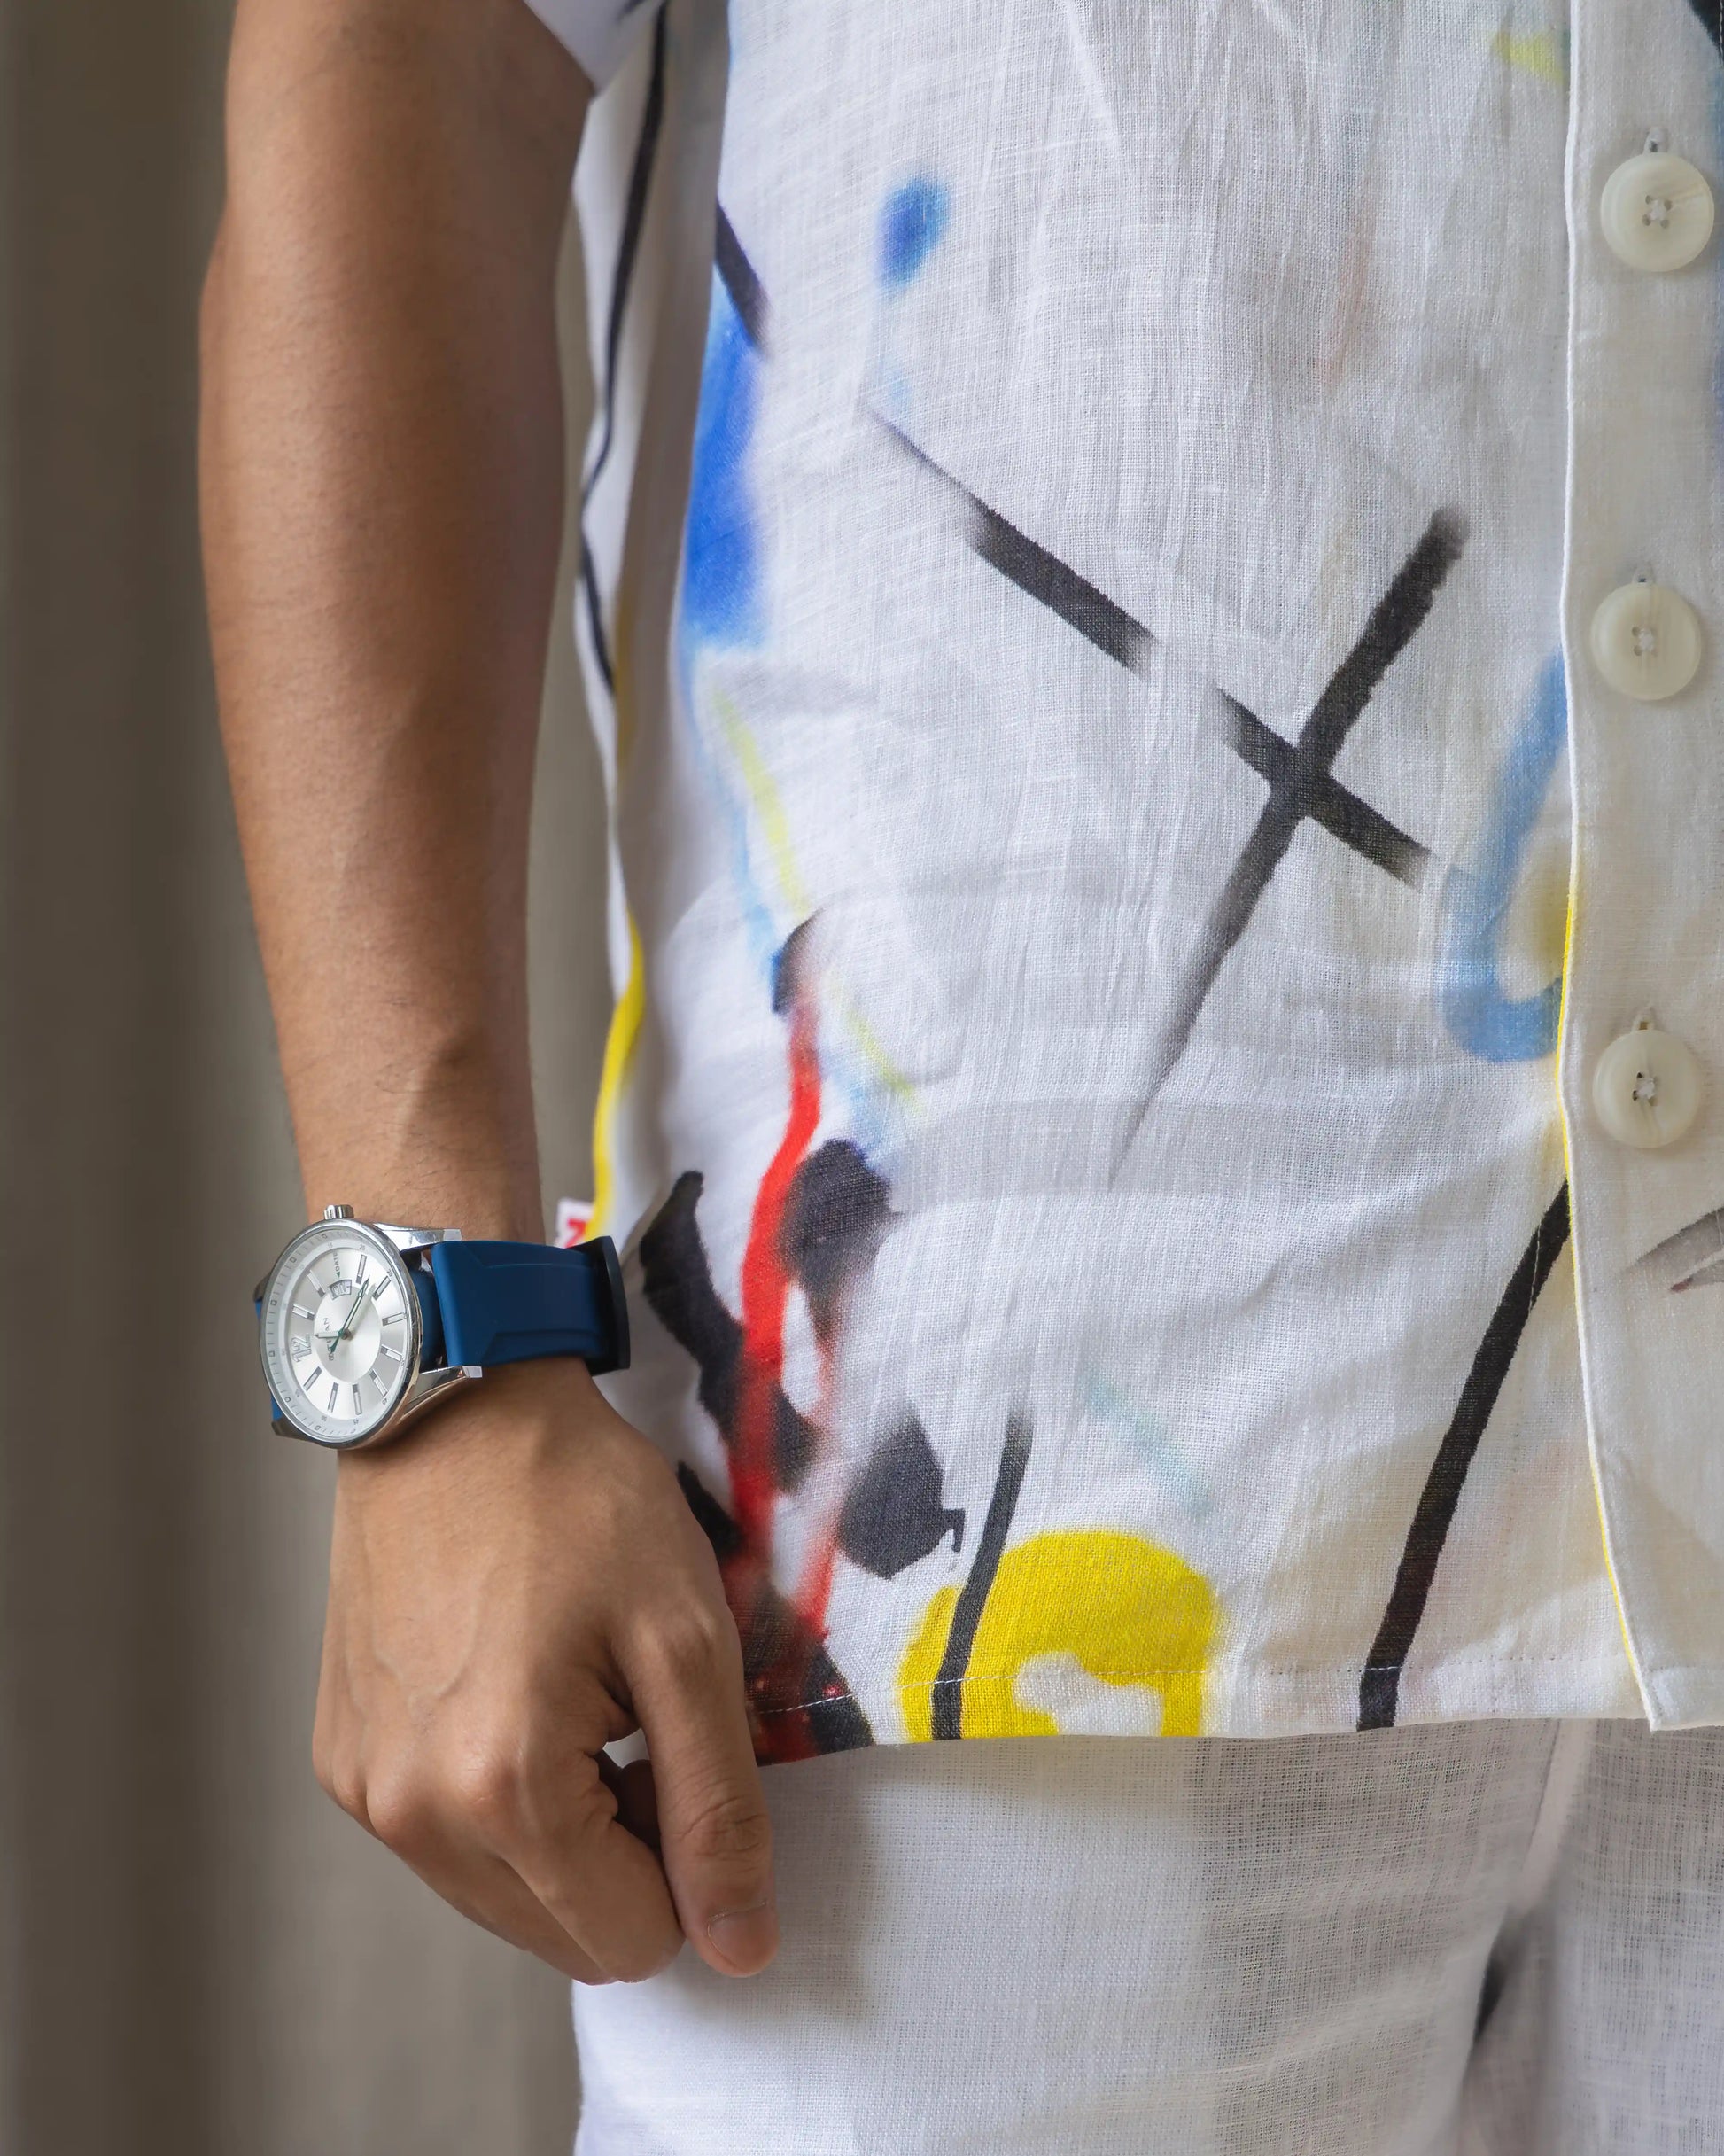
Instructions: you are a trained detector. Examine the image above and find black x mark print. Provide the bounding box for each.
[876,415,1463,1118]
[876,416,1437,896]
[1148,509,1464,1099]
[713,206,1462,1120]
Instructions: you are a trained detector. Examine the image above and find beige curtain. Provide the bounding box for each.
[0,4,610,2148]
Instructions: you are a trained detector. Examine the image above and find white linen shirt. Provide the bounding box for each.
[528,0,1724,1758]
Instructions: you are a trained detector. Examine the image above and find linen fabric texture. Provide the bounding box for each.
[570,1721,1724,2155]
[532,0,1724,1755]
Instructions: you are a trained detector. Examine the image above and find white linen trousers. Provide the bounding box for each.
[573,1723,1724,2153]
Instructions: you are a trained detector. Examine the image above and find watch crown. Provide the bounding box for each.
[324,1203,356,1221]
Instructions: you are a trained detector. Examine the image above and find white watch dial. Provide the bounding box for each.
[259,1220,419,1445]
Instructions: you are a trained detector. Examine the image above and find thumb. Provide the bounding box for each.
[627,1614,778,1977]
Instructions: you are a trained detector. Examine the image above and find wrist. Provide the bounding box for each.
[295,1147,544,1247]
[286,1029,544,1244]
[333,1357,610,1484]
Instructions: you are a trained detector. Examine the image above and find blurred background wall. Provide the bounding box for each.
[0,3,612,2148]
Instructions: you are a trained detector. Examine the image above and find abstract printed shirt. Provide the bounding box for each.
[524,0,1724,1757]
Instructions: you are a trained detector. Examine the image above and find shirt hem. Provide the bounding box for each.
[758,1648,1659,1755]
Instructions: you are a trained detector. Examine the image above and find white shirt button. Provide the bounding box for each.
[1593,1021,1704,1149]
[1588,580,1703,701]
[1601,150,1715,272]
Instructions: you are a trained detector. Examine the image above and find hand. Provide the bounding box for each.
[315,1296,361,1351]
[312,1358,776,1984]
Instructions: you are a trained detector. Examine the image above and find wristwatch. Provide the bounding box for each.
[255,1205,629,1450]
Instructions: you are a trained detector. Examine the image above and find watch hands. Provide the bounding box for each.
[311,1265,372,1354]
[331,1274,370,1348]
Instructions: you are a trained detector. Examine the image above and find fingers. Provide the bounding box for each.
[400,1841,614,1988]
[318,1722,686,1984]
[307,1382,780,1988]
[501,1740,689,1981]
[601,1751,663,1851]
[625,1607,778,1978]
[317,1740,610,1981]
[317,1687,772,1983]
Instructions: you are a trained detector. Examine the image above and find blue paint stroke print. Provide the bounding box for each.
[1084,1372,1214,1519]
[675,265,781,982]
[676,239,912,1154]
[1437,650,1566,1062]
[683,272,763,650]
[874,177,951,428]
[879,178,951,289]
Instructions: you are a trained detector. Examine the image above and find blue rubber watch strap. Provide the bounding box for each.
[426,1236,629,1374]
[410,1264,447,1365]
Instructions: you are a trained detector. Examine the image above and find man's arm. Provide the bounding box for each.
[201,0,777,1984]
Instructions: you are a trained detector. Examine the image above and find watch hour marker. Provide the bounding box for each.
[327,1381,341,1413]
[371,1368,391,1396]
[290,1335,312,1358]
[292,1303,316,1319]
[352,1385,363,1414]
[370,1275,388,1299]
[382,1344,404,1363]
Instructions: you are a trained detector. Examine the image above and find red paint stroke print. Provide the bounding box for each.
[730,924,823,1557]
[638,920,957,1761]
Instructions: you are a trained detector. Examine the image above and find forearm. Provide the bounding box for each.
[201,0,589,1241]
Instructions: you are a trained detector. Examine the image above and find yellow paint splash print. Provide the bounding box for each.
[587,915,647,1241]
[713,686,918,1117]
[1489,27,1567,86]
[898,1528,1217,1740]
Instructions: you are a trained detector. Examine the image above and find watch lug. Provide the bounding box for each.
[391,1360,482,1432]
[372,1222,462,1253]
[322,1364,482,1452]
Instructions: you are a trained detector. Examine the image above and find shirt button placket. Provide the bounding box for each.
[1579,113,1715,1158]
[1600,140,1715,273]
[1588,573,1704,701]
[1559,3,1724,1729]
[1591,1013,1705,1149]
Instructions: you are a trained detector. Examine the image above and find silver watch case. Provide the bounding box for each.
[255,1210,481,1452]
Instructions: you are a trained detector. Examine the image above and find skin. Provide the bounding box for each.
[201,0,777,1984]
